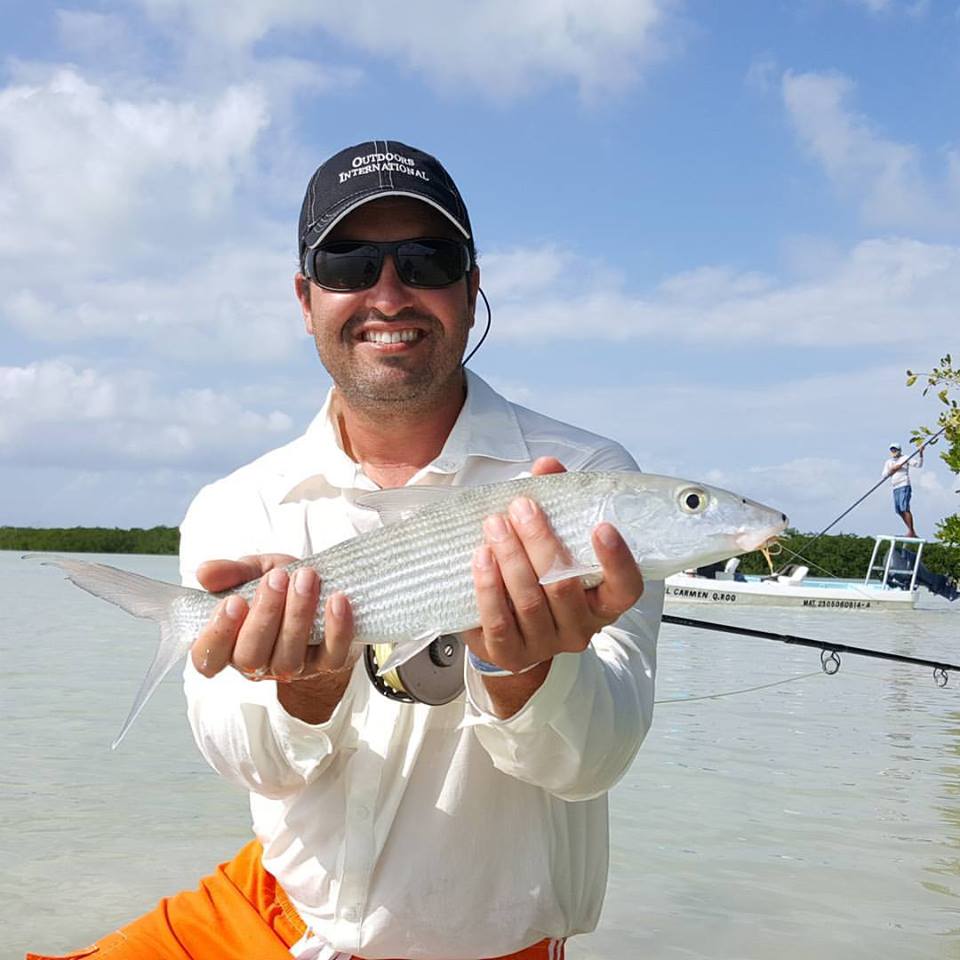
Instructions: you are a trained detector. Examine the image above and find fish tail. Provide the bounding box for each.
[26,554,206,749]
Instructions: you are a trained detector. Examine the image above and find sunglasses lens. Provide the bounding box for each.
[312,242,383,290]
[396,239,466,287]
[310,238,468,291]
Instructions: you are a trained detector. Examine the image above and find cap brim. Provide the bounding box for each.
[304,190,471,251]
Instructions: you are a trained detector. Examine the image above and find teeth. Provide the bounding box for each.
[363,329,421,344]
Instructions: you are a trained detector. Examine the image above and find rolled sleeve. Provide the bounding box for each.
[464,581,662,801]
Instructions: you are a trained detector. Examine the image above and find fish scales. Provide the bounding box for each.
[287,471,612,645]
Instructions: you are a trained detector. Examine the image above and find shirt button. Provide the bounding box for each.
[355,805,370,821]
[344,907,360,923]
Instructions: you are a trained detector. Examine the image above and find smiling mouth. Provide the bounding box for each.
[361,328,425,345]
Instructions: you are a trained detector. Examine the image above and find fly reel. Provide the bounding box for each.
[363,634,465,705]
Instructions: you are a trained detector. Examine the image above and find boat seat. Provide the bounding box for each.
[776,564,809,584]
[715,557,740,581]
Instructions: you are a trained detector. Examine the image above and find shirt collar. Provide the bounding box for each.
[279,370,529,503]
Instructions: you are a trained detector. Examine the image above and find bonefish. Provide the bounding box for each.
[29,471,788,746]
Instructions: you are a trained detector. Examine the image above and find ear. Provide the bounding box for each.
[294,273,315,335]
[466,266,480,328]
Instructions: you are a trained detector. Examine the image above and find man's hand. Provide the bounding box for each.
[465,457,644,716]
[190,555,356,724]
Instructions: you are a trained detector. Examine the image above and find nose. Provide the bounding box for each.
[363,250,416,315]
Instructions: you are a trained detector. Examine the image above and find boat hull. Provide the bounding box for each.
[664,573,919,610]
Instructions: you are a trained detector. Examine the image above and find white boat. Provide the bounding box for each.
[664,535,930,611]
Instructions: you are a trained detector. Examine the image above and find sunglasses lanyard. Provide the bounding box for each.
[462,287,491,367]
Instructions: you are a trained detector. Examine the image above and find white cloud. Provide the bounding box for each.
[134,0,676,99]
[481,236,960,347]
[0,66,269,264]
[3,238,306,364]
[781,69,960,231]
[0,61,368,366]
[0,360,294,470]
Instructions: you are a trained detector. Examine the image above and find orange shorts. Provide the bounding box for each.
[26,840,565,960]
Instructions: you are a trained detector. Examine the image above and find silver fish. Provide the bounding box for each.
[29,471,787,746]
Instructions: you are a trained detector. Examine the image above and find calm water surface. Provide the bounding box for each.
[3,551,959,958]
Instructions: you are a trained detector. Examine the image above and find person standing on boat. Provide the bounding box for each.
[883,442,923,538]
[27,141,659,960]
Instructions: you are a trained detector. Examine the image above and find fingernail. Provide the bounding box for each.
[330,593,348,618]
[267,568,287,591]
[200,648,211,671]
[294,567,315,596]
[224,595,245,619]
[474,545,494,570]
[484,514,509,542]
[597,523,621,549]
[509,497,536,525]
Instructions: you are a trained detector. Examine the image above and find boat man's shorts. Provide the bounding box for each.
[894,485,912,514]
[25,840,565,960]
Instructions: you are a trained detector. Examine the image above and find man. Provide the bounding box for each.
[29,141,660,960]
[883,442,923,538]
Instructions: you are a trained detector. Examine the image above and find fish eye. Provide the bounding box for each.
[678,486,708,514]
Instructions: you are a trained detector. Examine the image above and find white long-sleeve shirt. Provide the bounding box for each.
[179,371,662,960]
[883,453,922,488]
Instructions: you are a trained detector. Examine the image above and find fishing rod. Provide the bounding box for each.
[663,613,959,687]
[791,426,947,557]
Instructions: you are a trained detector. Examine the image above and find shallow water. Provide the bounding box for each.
[3,551,959,958]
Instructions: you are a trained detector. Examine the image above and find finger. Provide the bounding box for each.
[303,592,355,674]
[196,554,297,592]
[470,543,523,668]
[269,567,320,679]
[483,512,556,657]
[530,456,566,476]
[231,567,289,676]
[587,523,644,624]
[506,497,593,650]
[191,594,248,677]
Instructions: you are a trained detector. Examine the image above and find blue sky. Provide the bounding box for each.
[2,0,958,538]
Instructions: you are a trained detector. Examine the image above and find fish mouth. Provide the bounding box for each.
[734,515,789,553]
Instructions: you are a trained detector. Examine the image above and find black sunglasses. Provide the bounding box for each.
[304,237,472,292]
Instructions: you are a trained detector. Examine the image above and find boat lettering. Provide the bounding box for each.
[711,591,736,602]
[801,599,872,609]
[667,587,736,602]
[668,587,711,599]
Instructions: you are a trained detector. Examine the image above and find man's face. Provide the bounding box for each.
[296,197,478,416]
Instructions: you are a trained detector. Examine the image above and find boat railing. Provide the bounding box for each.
[864,535,925,593]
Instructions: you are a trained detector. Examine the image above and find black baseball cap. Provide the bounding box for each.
[298,140,474,268]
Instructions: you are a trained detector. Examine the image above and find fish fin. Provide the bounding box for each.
[539,559,605,589]
[112,621,193,749]
[26,554,205,747]
[354,486,457,525]
[376,629,441,675]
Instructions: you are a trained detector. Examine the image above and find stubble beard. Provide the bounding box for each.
[317,309,471,419]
